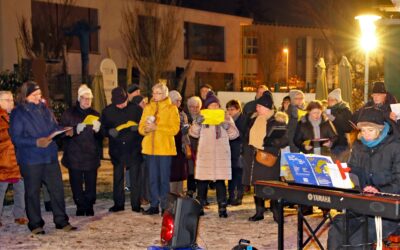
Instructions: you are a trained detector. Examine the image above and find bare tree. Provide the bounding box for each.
[120,0,181,97]
[18,0,75,60]
[255,25,281,87]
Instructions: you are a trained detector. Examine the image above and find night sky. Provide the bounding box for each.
[179,0,394,27]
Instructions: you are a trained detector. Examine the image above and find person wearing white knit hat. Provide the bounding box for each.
[327,88,342,103]
[327,88,353,162]
[60,84,102,216]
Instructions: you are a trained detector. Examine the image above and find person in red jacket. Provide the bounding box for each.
[0,91,27,227]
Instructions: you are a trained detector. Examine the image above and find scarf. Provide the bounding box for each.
[361,122,390,148]
[249,110,274,150]
[309,116,322,154]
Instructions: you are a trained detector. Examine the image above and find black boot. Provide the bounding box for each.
[218,202,228,218]
[270,200,280,223]
[248,196,265,221]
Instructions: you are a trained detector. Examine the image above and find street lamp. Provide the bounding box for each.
[283,48,289,91]
[355,14,381,103]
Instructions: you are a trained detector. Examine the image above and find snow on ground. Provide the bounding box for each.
[0,160,329,250]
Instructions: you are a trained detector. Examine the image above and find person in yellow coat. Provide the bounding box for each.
[139,83,180,215]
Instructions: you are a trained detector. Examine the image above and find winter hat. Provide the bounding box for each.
[127,84,140,94]
[77,84,93,101]
[26,81,40,97]
[169,90,182,103]
[372,82,387,94]
[131,95,144,105]
[203,91,220,108]
[289,89,305,103]
[111,86,128,105]
[328,88,342,102]
[357,107,385,130]
[256,91,274,109]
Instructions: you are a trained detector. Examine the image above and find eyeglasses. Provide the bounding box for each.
[152,92,163,95]
[0,99,13,102]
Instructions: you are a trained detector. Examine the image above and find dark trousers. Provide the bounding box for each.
[68,168,98,210]
[20,162,69,231]
[228,167,243,199]
[147,155,171,209]
[187,174,196,193]
[197,180,227,205]
[111,154,142,208]
[129,159,142,208]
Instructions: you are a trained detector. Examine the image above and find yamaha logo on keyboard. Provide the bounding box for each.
[307,193,331,203]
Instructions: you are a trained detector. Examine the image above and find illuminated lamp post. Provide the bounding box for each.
[355,14,381,103]
[283,48,289,91]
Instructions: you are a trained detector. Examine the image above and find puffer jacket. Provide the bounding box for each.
[349,131,400,194]
[60,104,102,171]
[329,101,353,148]
[189,114,239,181]
[139,97,180,156]
[10,102,59,166]
[0,108,21,181]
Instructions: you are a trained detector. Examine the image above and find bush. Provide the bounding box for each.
[0,70,24,93]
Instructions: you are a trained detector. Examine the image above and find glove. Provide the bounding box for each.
[76,123,86,135]
[130,125,138,132]
[36,137,52,148]
[181,124,190,135]
[108,128,119,138]
[194,115,205,124]
[92,120,101,133]
[221,122,230,130]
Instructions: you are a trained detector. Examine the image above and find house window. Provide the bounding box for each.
[31,1,99,55]
[184,22,225,62]
[244,37,258,55]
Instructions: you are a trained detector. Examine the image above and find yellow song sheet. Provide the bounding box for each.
[82,115,99,125]
[116,121,138,131]
[200,109,225,125]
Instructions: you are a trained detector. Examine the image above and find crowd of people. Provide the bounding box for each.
[0,80,399,248]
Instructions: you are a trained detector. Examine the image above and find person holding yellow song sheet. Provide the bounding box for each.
[189,91,239,218]
[101,87,144,213]
[60,85,102,216]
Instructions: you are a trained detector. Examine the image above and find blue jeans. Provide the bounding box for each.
[0,179,25,219]
[146,155,171,209]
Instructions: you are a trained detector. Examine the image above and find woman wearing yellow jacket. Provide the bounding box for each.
[139,83,180,215]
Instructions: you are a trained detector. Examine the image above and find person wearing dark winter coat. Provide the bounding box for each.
[101,86,143,213]
[326,88,353,162]
[185,96,202,197]
[169,91,189,195]
[328,107,400,249]
[294,101,338,155]
[247,92,289,222]
[242,85,269,188]
[287,89,306,153]
[226,99,246,206]
[352,82,398,129]
[10,81,76,234]
[60,85,102,216]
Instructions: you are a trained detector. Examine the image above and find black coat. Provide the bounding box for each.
[349,132,400,194]
[329,102,353,148]
[294,114,338,154]
[60,104,102,171]
[248,114,289,184]
[100,102,143,161]
[229,113,246,168]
